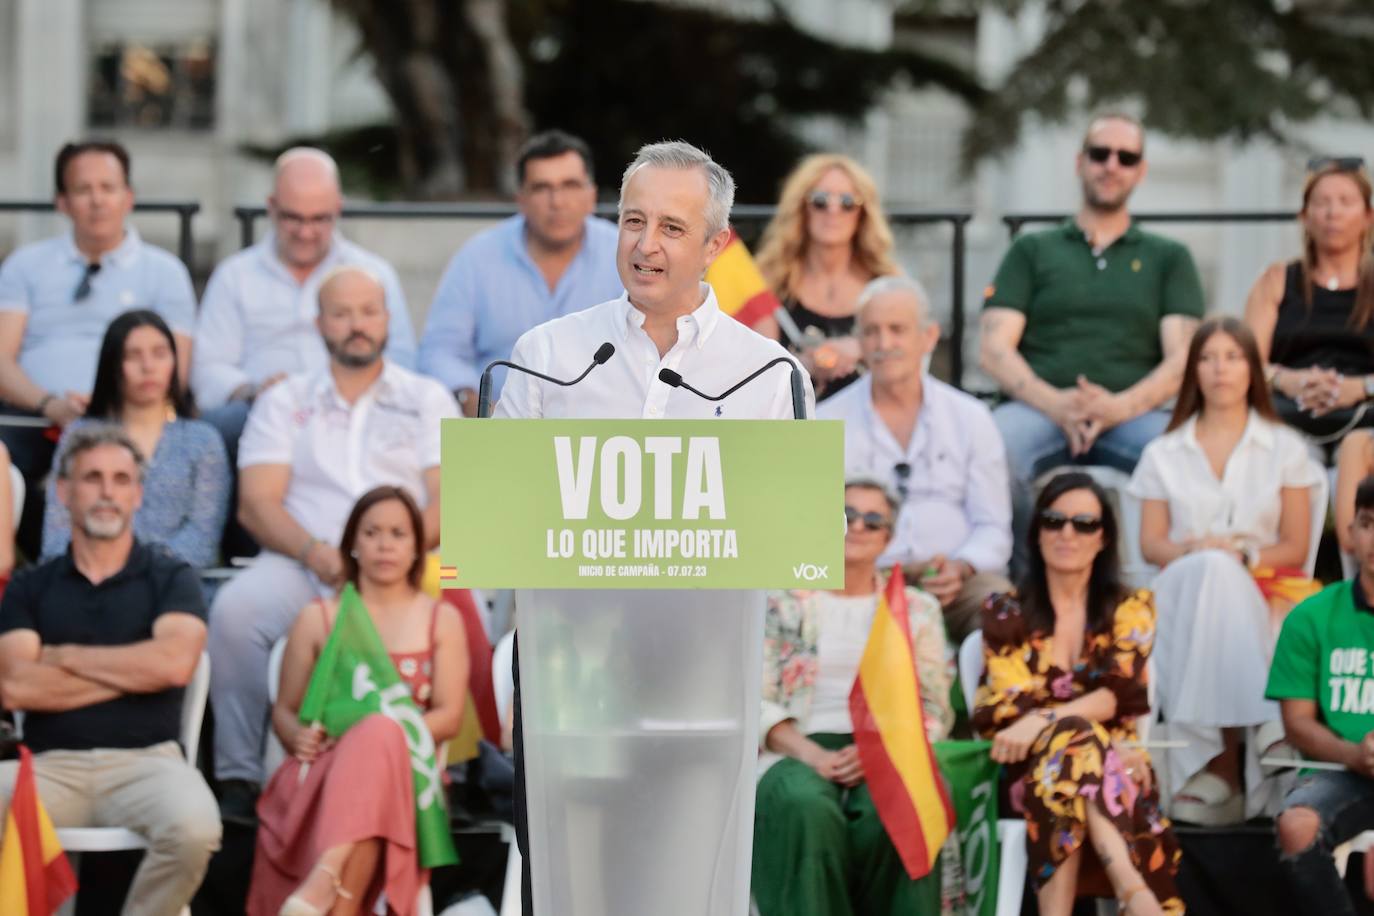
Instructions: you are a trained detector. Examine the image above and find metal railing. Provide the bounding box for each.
[236,203,976,384]
[0,200,200,270]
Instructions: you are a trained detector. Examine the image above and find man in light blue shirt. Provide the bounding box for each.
[819,275,1012,644]
[0,140,196,556]
[418,130,622,414]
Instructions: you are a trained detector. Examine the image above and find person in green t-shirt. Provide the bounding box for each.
[978,113,1205,574]
[1267,475,1374,914]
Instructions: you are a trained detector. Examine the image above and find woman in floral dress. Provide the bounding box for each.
[973,472,1184,915]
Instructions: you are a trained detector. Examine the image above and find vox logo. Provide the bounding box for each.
[792,563,830,581]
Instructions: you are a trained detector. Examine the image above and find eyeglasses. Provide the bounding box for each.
[1307,156,1367,174]
[73,261,101,302]
[808,191,861,213]
[274,208,337,231]
[1084,145,1143,168]
[893,462,911,502]
[1038,510,1104,535]
[845,505,892,531]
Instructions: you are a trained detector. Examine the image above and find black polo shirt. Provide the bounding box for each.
[0,540,206,752]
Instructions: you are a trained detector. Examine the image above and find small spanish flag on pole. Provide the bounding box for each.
[0,746,77,915]
[849,568,955,879]
[704,228,782,329]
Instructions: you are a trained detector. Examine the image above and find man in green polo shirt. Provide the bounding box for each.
[1267,476,1374,914]
[979,114,1204,568]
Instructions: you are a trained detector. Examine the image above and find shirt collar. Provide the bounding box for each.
[1058,217,1143,247]
[62,225,141,267]
[58,539,149,584]
[617,284,722,352]
[1175,409,1275,453]
[310,359,397,406]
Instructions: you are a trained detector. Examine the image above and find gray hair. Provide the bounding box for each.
[274,146,340,185]
[854,274,935,328]
[845,475,901,524]
[57,423,146,482]
[619,140,735,237]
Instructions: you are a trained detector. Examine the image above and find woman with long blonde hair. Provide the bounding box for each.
[1244,157,1374,441]
[753,154,900,399]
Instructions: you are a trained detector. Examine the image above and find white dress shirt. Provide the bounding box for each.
[191,233,417,409]
[238,360,458,544]
[818,373,1011,572]
[1127,410,1321,547]
[494,285,815,420]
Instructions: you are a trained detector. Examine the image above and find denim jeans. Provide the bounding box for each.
[993,401,1169,577]
[1277,769,1374,915]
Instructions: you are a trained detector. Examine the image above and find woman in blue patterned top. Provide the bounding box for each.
[42,309,230,566]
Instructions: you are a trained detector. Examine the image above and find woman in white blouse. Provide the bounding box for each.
[753,478,953,916]
[1128,316,1320,827]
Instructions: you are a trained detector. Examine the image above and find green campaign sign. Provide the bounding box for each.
[440,419,844,589]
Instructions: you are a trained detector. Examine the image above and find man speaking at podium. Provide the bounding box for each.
[494,140,815,914]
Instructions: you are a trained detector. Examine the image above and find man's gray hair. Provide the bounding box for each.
[854,274,935,327]
[57,423,146,481]
[274,146,340,184]
[619,140,735,237]
[845,475,901,521]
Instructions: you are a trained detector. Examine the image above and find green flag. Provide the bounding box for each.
[299,583,459,868]
[935,740,1001,916]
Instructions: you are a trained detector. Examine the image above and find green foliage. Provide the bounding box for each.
[959,0,1374,164]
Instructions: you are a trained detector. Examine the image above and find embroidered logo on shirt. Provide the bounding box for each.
[715,405,723,417]
[1131,259,1142,272]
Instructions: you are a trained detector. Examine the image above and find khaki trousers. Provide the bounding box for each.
[0,741,221,916]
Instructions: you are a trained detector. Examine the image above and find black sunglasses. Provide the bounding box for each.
[808,191,861,213]
[845,505,891,531]
[73,261,101,302]
[893,462,912,502]
[1038,510,1104,535]
[1084,145,1143,168]
[1307,155,1366,174]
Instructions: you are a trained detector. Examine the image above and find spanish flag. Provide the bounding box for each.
[704,228,782,328]
[0,747,77,915]
[849,569,955,879]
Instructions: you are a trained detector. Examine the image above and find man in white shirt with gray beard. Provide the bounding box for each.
[495,140,814,915]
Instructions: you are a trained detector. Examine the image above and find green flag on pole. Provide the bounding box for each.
[298,583,459,868]
[934,740,1001,916]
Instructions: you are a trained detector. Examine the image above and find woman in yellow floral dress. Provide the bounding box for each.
[973,472,1184,916]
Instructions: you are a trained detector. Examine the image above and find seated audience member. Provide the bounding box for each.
[753,154,900,400]
[1269,476,1374,915]
[418,130,621,415]
[819,276,1011,644]
[249,486,468,915]
[191,147,416,460]
[209,265,456,825]
[0,424,221,913]
[42,310,229,567]
[754,478,952,915]
[1244,157,1374,441]
[974,472,1182,916]
[978,115,1204,571]
[0,140,196,556]
[1128,317,1319,826]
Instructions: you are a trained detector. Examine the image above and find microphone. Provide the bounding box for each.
[477,341,615,418]
[658,356,808,420]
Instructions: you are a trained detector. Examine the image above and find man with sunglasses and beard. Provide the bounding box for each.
[205,265,456,827]
[979,113,1204,574]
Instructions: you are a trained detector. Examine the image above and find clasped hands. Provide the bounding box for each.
[803,742,865,788]
[1275,366,1363,417]
[1048,376,1132,457]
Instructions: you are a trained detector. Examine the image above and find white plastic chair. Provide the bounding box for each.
[9,463,24,531]
[14,651,210,916]
[491,630,522,916]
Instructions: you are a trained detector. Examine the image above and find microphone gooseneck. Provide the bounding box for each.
[657,356,807,420]
[477,342,617,418]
